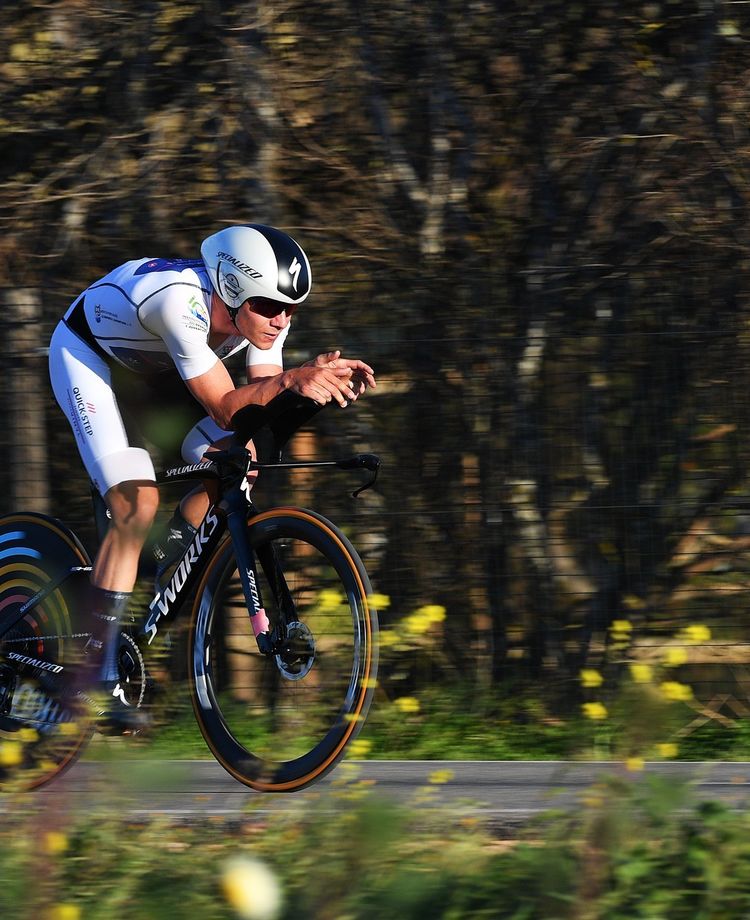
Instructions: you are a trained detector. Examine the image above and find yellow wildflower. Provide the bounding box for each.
[658,742,678,758]
[582,702,608,721]
[348,739,372,759]
[44,832,68,855]
[660,681,693,702]
[403,611,431,635]
[394,697,421,714]
[626,756,645,772]
[0,742,22,767]
[419,604,447,624]
[629,663,653,684]
[50,907,80,920]
[429,769,455,785]
[222,856,283,920]
[379,631,399,649]
[317,589,345,613]
[610,620,633,641]
[664,647,688,667]
[580,668,604,688]
[682,624,711,644]
[402,605,447,635]
[367,593,391,609]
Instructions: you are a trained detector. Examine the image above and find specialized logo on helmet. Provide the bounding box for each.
[289,256,301,292]
[217,250,262,280]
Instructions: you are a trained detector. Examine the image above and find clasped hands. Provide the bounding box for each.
[285,350,376,407]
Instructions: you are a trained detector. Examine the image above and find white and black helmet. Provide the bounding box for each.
[200,224,312,320]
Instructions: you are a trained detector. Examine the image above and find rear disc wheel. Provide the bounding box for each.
[0,514,93,792]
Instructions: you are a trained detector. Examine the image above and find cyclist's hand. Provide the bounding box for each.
[306,351,376,402]
[284,364,357,407]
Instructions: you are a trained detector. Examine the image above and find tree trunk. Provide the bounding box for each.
[5,288,49,513]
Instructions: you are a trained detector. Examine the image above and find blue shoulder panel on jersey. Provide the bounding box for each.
[134,258,205,276]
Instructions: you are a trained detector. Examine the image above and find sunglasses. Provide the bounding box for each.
[245,297,297,319]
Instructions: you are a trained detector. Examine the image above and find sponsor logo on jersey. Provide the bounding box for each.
[72,386,94,436]
[92,303,130,327]
[187,295,209,328]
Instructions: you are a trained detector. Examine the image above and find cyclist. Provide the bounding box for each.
[48,224,376,728]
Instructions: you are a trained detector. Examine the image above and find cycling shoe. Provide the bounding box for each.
[80,682,149,736]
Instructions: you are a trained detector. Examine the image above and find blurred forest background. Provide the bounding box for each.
[2,0,750,736]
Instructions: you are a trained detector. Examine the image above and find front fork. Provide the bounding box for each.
[225,507,277,655]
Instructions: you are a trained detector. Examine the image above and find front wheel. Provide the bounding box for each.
[188,508,378,792]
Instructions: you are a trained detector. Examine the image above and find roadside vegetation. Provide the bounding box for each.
[73,605,750,765]
[3,769,750,919]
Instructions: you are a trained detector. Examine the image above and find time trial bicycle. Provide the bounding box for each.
[0,391,380,793]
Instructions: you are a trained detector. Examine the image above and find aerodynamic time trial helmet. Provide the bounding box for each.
[200,224,312,321]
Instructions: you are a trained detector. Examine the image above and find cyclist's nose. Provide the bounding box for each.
[270,311,290,329]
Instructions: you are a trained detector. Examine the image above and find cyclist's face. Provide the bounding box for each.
[236,297,295,348]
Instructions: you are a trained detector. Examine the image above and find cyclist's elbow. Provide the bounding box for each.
[208,403,234,432]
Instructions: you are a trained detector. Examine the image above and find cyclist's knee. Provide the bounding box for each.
[95,447,156,497]
[105,481,159,540]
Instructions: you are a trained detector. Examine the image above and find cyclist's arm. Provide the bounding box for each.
[184,359,359,430]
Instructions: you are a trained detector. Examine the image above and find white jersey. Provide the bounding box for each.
[50,256,291,496]
[63,257,289,379]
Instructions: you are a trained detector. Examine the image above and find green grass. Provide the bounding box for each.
[82,678,750,765]
[84,682,584,763]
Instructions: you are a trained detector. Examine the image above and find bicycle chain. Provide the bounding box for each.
[1,633,91,644]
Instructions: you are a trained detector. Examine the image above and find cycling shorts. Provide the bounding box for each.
[49,321,231,496]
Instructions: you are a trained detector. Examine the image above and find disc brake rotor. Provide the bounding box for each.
[275,621,315,681]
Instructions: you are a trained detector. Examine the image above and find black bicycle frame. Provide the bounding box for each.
[140,457,267,649]
[142,447,379,654]
[140,451,379,655]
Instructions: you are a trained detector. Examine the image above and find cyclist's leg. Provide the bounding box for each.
[89,480,159,685]
[92,480,160,590]
[48,324,157,503]
[49,323,158,690]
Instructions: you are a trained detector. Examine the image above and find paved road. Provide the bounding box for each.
[10,760,750,826]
